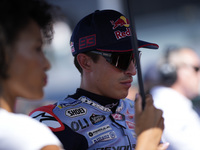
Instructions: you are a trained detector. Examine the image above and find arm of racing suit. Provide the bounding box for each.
[29,104,88,150]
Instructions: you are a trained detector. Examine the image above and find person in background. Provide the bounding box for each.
[134,94,169,150]
[0,0,63,149]
[149,46,200,150]
[30,9,168,150]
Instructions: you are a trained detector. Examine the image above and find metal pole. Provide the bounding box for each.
[126,0,146,109]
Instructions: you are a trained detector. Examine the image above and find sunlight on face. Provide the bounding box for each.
[88,55,136,99]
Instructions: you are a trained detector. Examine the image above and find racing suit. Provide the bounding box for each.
[29,88,137,150]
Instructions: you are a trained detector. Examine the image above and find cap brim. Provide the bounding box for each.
[138,40,159,49]
[97,39,159,52]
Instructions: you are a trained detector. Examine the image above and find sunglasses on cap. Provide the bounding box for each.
[90,50,141,71]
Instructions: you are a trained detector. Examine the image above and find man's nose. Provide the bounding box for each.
[124,61,137,76]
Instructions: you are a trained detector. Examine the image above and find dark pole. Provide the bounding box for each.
[126,0,146,109]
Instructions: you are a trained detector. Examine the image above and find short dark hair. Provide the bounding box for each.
[0,0,57,79]
[74,51,100,74]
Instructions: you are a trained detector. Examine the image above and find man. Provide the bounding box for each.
[30,9,163,150]
[150,47,200,150]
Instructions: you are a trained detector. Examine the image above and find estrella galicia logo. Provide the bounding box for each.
[65,107,87,118]
[90,114,105,125]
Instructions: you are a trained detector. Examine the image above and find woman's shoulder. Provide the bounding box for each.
[0,108,62,150]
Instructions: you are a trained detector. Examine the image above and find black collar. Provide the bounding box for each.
[68,88,119,112]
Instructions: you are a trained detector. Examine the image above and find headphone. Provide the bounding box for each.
[158,46,179,86]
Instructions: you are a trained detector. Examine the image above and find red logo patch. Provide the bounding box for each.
[79,34,96,50]
[111,113,125,121]
[126,120,135,130]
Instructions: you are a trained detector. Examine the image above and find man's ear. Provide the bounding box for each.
[77,53,92,72]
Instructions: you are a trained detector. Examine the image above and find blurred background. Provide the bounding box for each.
[16,0,200,114]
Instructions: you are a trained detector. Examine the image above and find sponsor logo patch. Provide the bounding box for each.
[110,16,131,40]
[70,42,75,53]
[79,34,96,50]
[58,101,81,109]
[65,107,87,117]
[126,120,135,130]
[126,109,134,119]
[90,114,105,125]
[111,113,125,121]
[92,131,117,143]
[31,111,61,129]
[110,16,130,30]
[79,97,111,112]
[94,145,135,150]
[71,118,89,131]
[87,125,112,138]
[116,101,124,112]
[114,28,131,40]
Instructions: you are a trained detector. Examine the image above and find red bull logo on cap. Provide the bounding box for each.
[110,16,130,30]
[114,28,131,40]
[110,16,132,40]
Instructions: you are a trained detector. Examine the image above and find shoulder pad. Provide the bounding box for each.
[29,104,65,132]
